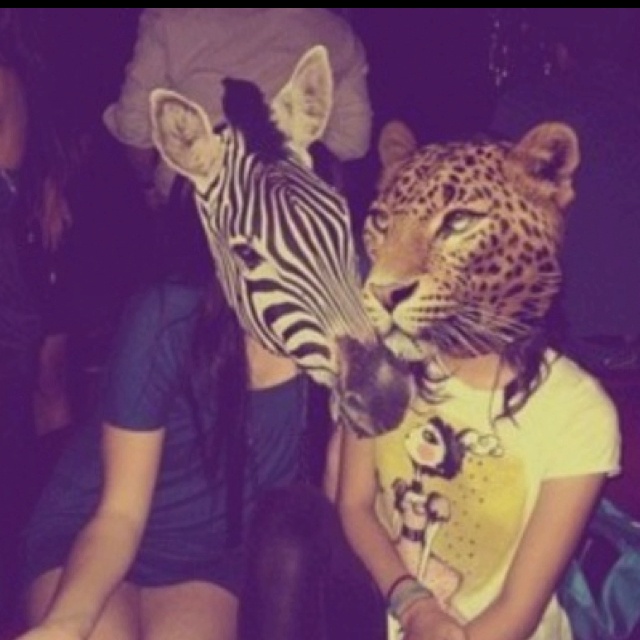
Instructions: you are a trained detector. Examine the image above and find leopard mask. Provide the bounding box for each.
[362,121,580,362]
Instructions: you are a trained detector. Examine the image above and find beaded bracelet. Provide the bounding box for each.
[385,573,415,602]
[387,576,434,622]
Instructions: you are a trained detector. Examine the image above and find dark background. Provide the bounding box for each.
[3,8,640,638]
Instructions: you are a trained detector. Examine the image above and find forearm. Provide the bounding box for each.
[40,512,143,638]
[339,503,409,596]
[466,593,542,640]
[467,475,607,640]
[341,504,465,639]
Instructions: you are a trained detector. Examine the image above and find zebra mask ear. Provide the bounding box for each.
[271,45,334,165]
[149,89,223,193]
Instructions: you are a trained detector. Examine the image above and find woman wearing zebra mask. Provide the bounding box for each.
[16,47,411,640]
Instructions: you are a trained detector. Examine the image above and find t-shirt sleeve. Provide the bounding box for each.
[314,13,373,160]
[101,285,197,430]
[544,376,621,479]
[103,8,168,149]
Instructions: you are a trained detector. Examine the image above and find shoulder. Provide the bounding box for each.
[288,8,352,31]
[541,353,616,417]
[138,7,180,23]
[104,281,205,392]
[119,281,204,339]
[143,7,242,28]
[135,8,194,37]
[529,352,621,477]
[527,353,619,436]
[282,9,366,62]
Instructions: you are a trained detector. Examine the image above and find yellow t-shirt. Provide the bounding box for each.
[375,351,620,638]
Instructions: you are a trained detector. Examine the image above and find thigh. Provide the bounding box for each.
[26,567,141,640]
[140,580,238,640]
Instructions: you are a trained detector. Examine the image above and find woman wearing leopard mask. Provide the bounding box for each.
[337,120,620,640]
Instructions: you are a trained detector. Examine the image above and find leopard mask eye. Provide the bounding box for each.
[439,208,486,238]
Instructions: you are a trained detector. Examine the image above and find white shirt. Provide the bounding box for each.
[103,8,373,199]
[375,351,620,639]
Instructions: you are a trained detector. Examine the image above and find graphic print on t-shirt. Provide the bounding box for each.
[375,400,528,617]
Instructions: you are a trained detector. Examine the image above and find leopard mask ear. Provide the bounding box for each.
[506,122,580,210]
[377,120,418,191]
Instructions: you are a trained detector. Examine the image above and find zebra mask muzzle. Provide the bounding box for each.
[335,337,417,438]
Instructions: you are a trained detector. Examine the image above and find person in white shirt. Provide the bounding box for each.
[104,8,373,209]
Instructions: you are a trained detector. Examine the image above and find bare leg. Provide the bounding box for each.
[26,567,141,639]
[140,581,237,640]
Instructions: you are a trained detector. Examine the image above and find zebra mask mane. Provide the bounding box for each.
[219,77,287,163]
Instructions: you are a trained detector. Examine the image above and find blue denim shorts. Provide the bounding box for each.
[22,534,244,595]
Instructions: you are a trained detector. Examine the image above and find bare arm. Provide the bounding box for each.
[337,427,466,639]
[337,427,408,591]
[24,423,165,639]
[466,473,605,640]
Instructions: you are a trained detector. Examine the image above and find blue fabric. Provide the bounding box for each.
[558,499,640,640]
[22,282,307,590]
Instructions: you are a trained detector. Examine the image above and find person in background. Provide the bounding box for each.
[103,8,372,246]
[0,7,75,623]
[337,119,621,640]
[13,48,391,640]
[0,8,75,439]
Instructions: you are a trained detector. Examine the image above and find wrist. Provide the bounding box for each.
[41,613,91,640]
[387,575,435,623]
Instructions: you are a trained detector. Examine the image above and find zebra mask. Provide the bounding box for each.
[149,45,413,436]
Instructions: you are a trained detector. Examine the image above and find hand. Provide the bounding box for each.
[400,597,468,640]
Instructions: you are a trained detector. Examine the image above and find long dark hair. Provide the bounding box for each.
[167,73,338,543]
[417,312,559,426]
[167,176,333,545]
[165,177,250,547]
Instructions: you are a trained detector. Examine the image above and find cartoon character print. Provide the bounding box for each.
[391,416,503,609]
